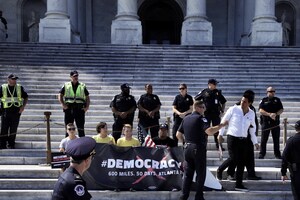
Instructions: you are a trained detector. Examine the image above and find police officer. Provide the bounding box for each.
[52,137,96,200]
[110,83,136,142]
[259,86,284,159]
[137,84,161,138]
[176,100,225,200]
[281,120,300,200]
[172,83,193,145]
[195,79,227,150]
[59,70,90,137]
[0,74,28,149]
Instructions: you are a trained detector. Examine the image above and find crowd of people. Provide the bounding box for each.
[0,70,298,200]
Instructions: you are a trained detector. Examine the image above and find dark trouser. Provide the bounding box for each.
[112,116,134,142]
[259,124,281,157]
[0,111,21,148]
[291,170,300,200]
[64,108,85,137]
[181,144,206,200]
[138,117,159,138]
[205,115,221,147]
[172,117,182,145]
[218,135,247,186]
[227,135,256,177]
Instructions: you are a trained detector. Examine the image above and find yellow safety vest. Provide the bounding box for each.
[1,83,23,108]
[64,82,86,104]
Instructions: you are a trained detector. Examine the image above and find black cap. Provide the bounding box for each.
[208,79,219,85]
[70,70,79,77]
[159,123,169,129]
[66,137,96,161]
[120,83,131,90]
[295,120,300,130]
[7,74,19,80]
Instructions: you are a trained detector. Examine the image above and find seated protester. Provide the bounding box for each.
[59,123,78,153]
[152,123,177,148]
[92,122,115,145]
[117,124,140,147]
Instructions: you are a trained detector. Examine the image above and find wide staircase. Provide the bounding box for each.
[0,43,299,200]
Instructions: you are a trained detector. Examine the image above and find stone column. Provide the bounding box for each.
[181,0,212,45]
[250,0,282,46]
[39,0,71,43]
[111,0,142,45]
[68,0,80,43]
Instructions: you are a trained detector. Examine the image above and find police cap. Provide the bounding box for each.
[295,120,300,130]
[159,123,169,130]
[208,79,219,85]
[70,70,79,77]
[7,74,19,80]
[66,137,96,161]
[120,83,131,90]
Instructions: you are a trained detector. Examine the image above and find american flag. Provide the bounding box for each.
[143,134,156,148]
[137,124,156,148]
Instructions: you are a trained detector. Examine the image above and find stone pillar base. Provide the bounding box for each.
[39,18,71,43]
[111,20,142,45]
[181,20,212,45]
[250,20,282,46]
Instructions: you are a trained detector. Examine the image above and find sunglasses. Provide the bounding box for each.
[68,128,76,131]
[267,91,275,93]
[179,88,186,90]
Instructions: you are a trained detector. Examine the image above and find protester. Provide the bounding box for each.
[59,123,78,152]
[176,100,226,200]
[92,122,115,144]
[117,124,140,147]
[152,123,177,148]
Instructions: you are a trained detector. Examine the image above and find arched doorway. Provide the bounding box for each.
[138,0,183,45]
[275,2,296,46]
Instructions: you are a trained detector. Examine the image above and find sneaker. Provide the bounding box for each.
[247,176,262,180]
[227,175,235,181]
[258,154,264,159]
[216,169,222,180]
[235,185,249,192]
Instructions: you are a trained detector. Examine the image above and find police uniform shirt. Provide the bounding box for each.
[110,93,136,114]
[172,94,193,117]
[195,88,226,115]
[137,93,162,119]
[59,82,89,105]
[259,97,283,125]
[281,133,300,176]
[0,84,28,112]
[177,112,210,146]
[52,167,92,200]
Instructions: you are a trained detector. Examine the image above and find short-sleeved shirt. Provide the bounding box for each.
[0,84,28,112]
[172,94,193,118]
[259,97,283,125]
[281,133,300,176]
[195,88,226,116]
[59,136,78,151]
[152,136,177,148]
[137,93,162,119]
[92,135,115,144]
[116,137,140,147]
[177,112,209,147]
[110,93,136,118]
[52,167,92,200]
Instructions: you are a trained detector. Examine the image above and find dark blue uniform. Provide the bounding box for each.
[172,94,193,145]
[52,167,92,200]
[259,96,283,158]
[195,88,226,149]
[178,112,209,200]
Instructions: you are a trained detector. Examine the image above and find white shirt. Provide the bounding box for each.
[219,105,258,144]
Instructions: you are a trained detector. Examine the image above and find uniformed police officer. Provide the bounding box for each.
[195,79,227,150]
[172,83,193,145]
[59,70,90,137]
[176,100,225,200]
[52,137,96,200]
[110,83,136,142]
[259,86,284,159]
[281,120,300,200]
[0,74,28,149]
[137,84,161,138]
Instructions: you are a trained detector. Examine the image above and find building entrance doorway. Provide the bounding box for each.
[138,0,183,45]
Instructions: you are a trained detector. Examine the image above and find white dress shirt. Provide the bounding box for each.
[219,105,258,144]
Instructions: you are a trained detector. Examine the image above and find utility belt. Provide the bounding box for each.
[185,142,207,148]
[66,103,85,109]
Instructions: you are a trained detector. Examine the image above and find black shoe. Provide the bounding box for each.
[7,145,15,149]
[227,175,235,181]
[247,176,262,180]
[216,169,222,180]
[258,154,264,159]
[114,188,120,192]
[235,184,249,192]
[275,155,282,159]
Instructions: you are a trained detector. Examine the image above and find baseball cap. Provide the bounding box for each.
[70,70,79,77]
[208,79,219,85]
[159,123,169,130]
[295,120,300,129]
[66,137,96,161]
[120,83,131,90]
[7,74,19,80]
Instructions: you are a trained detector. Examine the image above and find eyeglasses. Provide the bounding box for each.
[179,88,186,90]
[267,91,275,93]
[67,128,76,131]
